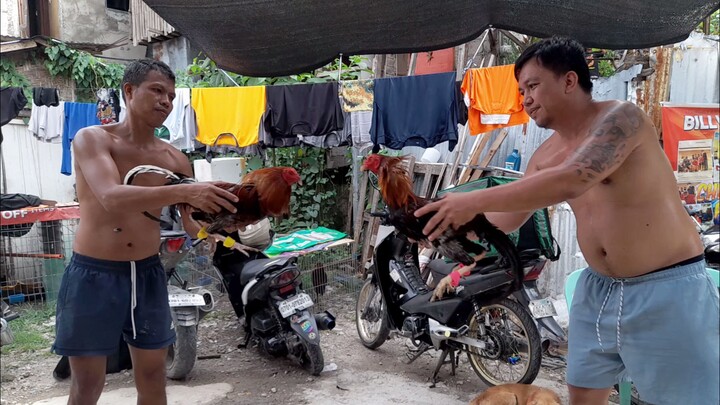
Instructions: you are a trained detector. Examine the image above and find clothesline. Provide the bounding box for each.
[6,65,527,178]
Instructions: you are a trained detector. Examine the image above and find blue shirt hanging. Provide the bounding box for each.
[62,102,100,175]
[370,72,459,152]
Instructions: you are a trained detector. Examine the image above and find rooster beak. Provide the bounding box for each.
[297,179,303,186]
[360,163,367,171]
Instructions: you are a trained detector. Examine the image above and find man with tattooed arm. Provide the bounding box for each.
[416,37,719,405]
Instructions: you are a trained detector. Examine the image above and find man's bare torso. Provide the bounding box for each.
[531,101,703,277]
[73,125,189,261]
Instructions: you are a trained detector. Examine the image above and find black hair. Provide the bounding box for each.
[121,59,175,100]
[514,36,593,94]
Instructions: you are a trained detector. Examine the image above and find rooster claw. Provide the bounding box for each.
[207,232,259,257]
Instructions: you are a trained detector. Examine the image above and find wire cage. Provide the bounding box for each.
[0,218,78,304]
[1,219,361,315]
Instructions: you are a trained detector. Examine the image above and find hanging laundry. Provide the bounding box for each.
[340,79,374,112]
[161,88,191,145]
[33,87,60,107]
[96,89,121,124]
[350,110,372,146]
[461,65,529,135]
[265,82,344,139]
[371,72,458,152]
[175,104,198,152]
[192,86,266,148]
[28,102,64,143]
[455,81,468,126]
[258,110,300,148]
[300,111,351,149]
[0,87,28,144]
[61,102,100,175]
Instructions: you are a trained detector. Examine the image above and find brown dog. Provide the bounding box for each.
[469,384,562,405]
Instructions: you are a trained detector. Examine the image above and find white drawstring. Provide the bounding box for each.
[130,261,137,340]
[595,279,625,352]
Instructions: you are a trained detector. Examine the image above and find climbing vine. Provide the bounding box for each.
[44,42,125,102]
[0,59,31,101]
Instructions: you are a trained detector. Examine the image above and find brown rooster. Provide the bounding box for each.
[191,167,301,235]
[361,154,521,300]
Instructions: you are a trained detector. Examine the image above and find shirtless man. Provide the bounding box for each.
[51,59,238,405]
[416,37,719,405]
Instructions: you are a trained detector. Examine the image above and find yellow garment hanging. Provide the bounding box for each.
[192,86,266,147]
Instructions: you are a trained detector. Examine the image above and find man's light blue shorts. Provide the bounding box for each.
[567,257,719,405]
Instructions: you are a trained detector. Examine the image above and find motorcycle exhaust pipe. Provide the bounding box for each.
[195,288,215,313]
[314,311,336,331]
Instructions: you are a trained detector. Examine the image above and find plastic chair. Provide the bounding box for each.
[563,267,720,405]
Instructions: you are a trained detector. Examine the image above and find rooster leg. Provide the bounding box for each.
[207,233,260,257]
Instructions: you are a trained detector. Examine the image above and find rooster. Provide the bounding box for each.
[361,154,520,301]
[190,167,301,254]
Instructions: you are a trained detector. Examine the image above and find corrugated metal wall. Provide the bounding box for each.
[668,33,720,104]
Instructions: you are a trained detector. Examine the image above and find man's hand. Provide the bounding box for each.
[184,183,238,214]
[414,192,482,241]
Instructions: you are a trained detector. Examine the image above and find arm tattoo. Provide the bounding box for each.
[571,104,642,182]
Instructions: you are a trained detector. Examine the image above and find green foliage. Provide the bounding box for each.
[0,303,55,355]
[176,54,372,89]
[0,59,31,102]
[697,9,720,35]
[44,42,125,102]
[252,147,344,233]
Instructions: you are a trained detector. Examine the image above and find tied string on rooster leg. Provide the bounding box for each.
[196,225,260,257]
[430,250,487,302]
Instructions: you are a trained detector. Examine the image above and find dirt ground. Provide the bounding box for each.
[0,293,597,405]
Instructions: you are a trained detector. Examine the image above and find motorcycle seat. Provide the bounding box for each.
[240,257,296,285]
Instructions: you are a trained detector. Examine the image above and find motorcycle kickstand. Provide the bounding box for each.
[237,327,252,349]
[404,342,430,364]
[429,347,457,388]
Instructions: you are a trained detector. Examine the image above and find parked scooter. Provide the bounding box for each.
[0,301,19,347]
[357,211,543,386]
[212,220,335,376]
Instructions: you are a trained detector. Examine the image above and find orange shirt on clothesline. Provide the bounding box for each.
[460,64,529,135]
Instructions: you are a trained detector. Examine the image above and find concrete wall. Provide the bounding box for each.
[151,36,201,72]
[1,0,23,38]
[57,0,129,46]
[1,119,77,202]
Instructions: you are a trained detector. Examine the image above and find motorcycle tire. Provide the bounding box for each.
[467,298,542,386]
[166,325,197,380]
[356,276,391,350]
[302,342,325,376]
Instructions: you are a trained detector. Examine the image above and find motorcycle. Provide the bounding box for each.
[160,225,215,380]
[426,249,566,355]
[356,211,542,386]
[0,301,19,347]
[211,220,336,376]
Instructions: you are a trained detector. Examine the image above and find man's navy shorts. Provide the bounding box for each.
[52,253,176,356]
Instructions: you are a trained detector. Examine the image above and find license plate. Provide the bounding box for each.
[528,298,557,318]
[278,293,313,318]
[168,293,206,307]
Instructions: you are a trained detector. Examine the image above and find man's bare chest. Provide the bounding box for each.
[111,147,181,187]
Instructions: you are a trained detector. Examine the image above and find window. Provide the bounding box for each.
[107,0,129,12]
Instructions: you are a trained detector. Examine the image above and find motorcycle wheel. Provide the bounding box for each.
[166,325,197,380]
[466,298,542,386]
[356,276,390,349]
[302,342,325,376]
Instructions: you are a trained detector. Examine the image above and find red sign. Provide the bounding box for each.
[0,204,80,226]
[414,48,455,76]
[661,104,719,170]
